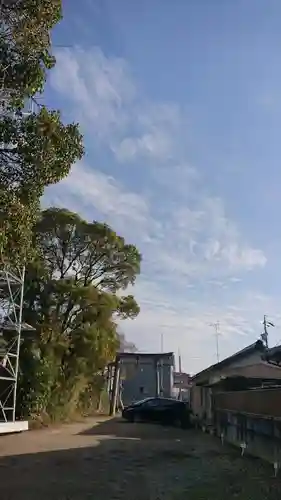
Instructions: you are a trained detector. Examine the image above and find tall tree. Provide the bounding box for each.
[18,208,141,419]
[0,111,84,264]
[34,208,141,291]
[1,0,61,108]
[0,1,84,265]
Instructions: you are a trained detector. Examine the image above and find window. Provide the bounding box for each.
[142,398,160,408]
[157,399,176,407]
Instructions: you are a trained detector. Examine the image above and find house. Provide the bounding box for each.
[190,339,281,424]
[173,372,191,401]
[190,340,281,463]
[116,352,175,407]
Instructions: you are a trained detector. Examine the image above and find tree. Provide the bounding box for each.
[0,111,84,264]
[34,208,141,291]
[18,208,141,419]
[0,1,84,265]
[1,0,61,108]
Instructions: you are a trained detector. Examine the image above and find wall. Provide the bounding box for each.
[214,409,281,464]
[120,356,173,406]
[214,387,281,418]
[190,354,281,421]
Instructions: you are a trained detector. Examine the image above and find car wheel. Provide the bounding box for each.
[128,414,135,423]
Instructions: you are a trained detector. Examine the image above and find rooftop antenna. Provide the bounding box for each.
[210,321,221,363]
[261,315,274,348]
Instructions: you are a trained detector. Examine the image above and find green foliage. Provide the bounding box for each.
[116,295,140,320]
[1,0,62,108]
[0,190,37,264]
[0,109,83,202]
[0,1,84,265]
[0,111,83,264]
[1,1,140,423]
[35,208,141,290]
[18,208,141,420]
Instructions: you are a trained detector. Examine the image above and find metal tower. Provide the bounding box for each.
[0,265,33,422]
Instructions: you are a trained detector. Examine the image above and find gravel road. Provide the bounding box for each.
[1,417,281,499]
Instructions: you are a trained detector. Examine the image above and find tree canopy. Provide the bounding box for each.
[1,0,141,422]
[19,208,141,419]
[1,0,61,108]
[0,1,84,265]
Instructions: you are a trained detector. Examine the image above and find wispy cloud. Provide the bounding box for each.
[45,45,269,372]
[112,103,180,162]
[45,160,266,283]
[121,278,281,373]
[50,47,135,140]
[50,47,180,162]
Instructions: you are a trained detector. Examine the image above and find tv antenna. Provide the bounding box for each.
[210,321,221,363]
[261,315,274,348]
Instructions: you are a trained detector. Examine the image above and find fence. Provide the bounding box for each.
[214,387,281,418]
[212,388,281,464]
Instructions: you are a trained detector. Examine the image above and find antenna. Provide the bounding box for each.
[261,315,274,348]
[210,321,221,362]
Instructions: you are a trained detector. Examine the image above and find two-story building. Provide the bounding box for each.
[116,351,175,407]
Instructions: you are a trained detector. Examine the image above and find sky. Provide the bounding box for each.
[43,0,281,373]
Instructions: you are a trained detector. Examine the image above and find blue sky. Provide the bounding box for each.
[43,0,281,373]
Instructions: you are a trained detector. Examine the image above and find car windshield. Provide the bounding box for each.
[130,398,155,407]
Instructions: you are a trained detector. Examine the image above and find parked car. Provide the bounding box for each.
[122,397,191,428]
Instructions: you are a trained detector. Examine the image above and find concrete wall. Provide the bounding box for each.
[120,356,173,406]
[214,410,281,464]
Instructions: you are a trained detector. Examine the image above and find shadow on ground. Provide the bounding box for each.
[0,418,281,500]
[79,416,189,440]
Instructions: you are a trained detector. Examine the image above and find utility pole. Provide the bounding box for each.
[178,349,182,400]
[261,315,274,348]
[160,332,164,353]
[178,349,182,373]
[210,321,221,363]
[109,357,120,416]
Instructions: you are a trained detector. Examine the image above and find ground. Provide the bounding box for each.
[1,417,281,499]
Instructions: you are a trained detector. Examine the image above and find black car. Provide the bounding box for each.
[122,397,191,428]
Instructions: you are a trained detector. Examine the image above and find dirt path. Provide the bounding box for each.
[1,417,281,499]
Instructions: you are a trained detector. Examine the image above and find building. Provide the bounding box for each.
[190,339,281,463]
[190,340,281,424]
[115,352,175,407]
[173,372,191,401]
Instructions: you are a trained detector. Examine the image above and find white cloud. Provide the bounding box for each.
[121,279,281,374]
[50,47,180,162]
[112,131,172,162]
[50,47,135,140]
[45,161,266,282]
[43,162,153,242]
[46,45,269,374]
[112,102,180,162]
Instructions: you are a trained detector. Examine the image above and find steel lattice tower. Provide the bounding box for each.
[1,0,37,424]
[0,266,34,422]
